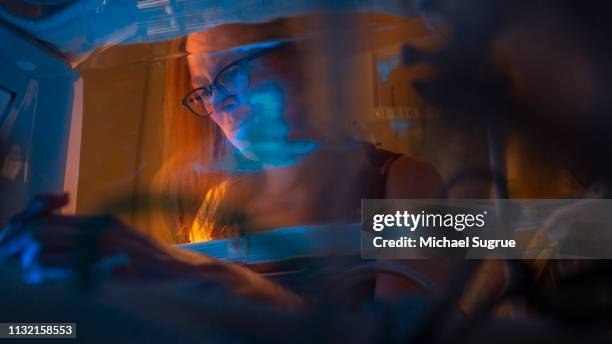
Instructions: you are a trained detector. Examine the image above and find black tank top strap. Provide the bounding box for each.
[357,142,403,199]
[363,143,403,177]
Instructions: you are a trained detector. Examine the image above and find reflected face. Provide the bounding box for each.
[186,36,315,166]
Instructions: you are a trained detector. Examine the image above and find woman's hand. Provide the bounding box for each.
[0,194,301,308]
[0,195,203,282]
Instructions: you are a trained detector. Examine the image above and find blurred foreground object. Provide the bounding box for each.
[0,0,418,58]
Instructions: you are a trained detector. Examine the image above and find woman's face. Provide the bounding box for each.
[186,35,315,166]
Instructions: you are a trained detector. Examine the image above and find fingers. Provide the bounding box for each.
[23,262,76,284]
[8,193,69,227]
[0,231,78,284]
[2,214,128,260]
[21,235,40,269]
[32,215,147,252]
[0,209,141,283]
[1,193,69,245]
[32,228,81,250]
[12,233,121,285]
[0,222,79,260]
[38,251,83,267]
[0,231,32,260]
[22,253,130,285]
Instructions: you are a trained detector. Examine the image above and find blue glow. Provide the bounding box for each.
[377,55,401,82]
[391,119,413,135]
[20,236,40,268]
[229,82,316,169]
[208,39,295,56]
[92,252,129,272]
[24,265,44,284]
[24,265,76,284]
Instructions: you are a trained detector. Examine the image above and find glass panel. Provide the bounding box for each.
[0,86,12,123]
[0,23,79,225]
[64,13,471,249]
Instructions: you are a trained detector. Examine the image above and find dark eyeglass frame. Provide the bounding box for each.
[182,43,289,117]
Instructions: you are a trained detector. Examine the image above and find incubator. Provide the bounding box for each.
[0,0,468,262]
[1,1,611,342]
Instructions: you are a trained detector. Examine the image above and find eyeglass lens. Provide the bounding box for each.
[186,63,250,116]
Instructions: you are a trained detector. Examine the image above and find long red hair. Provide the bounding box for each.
[152,37,231,244]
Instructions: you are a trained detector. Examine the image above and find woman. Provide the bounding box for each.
[0,19,444,306]
[155,20,445,244]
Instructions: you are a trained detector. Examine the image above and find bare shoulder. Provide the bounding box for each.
[384,155,445,198]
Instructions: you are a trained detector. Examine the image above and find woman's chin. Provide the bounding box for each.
[240,140,318,167]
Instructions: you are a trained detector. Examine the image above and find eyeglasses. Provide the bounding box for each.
[182,44,287,117]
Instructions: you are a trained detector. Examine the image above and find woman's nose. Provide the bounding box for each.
[210,87,239,112]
